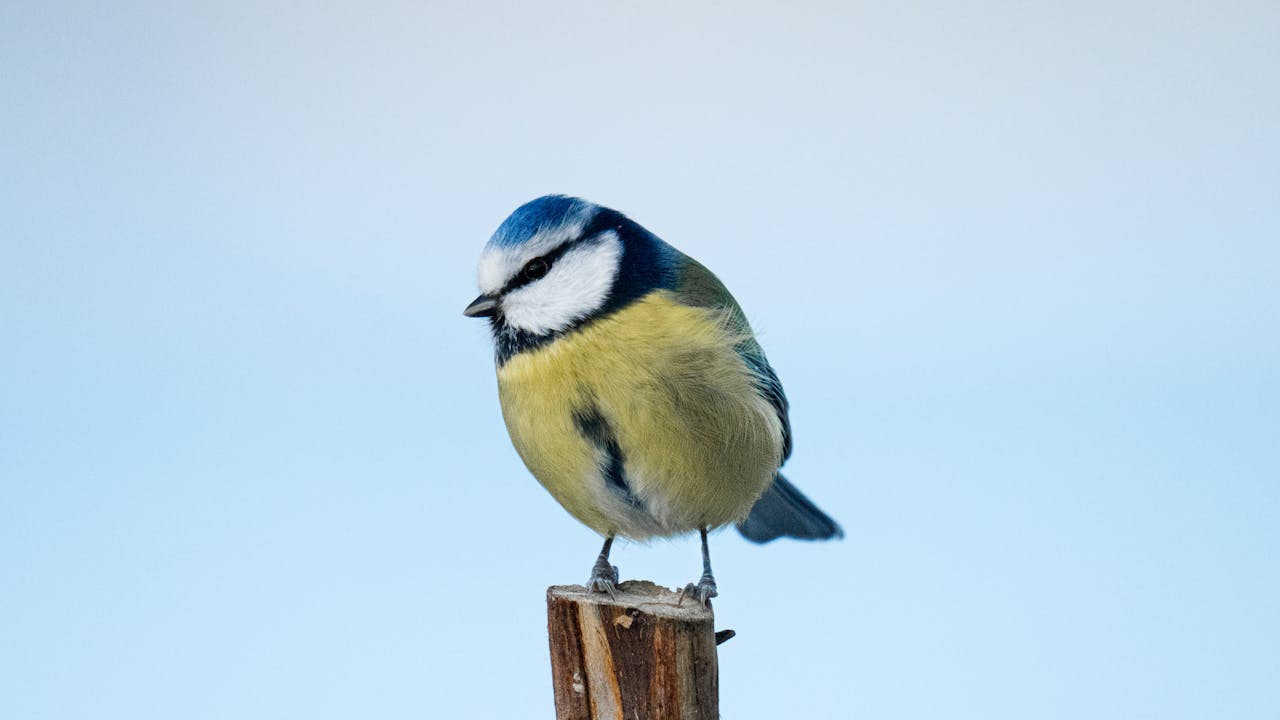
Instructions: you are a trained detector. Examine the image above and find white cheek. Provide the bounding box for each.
[501,233,622,335]
[477,250,510,295]
[476,219,593,295]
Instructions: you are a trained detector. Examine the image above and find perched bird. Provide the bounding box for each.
[465,195,842,604]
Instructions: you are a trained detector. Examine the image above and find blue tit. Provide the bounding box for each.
[464,195,842,604]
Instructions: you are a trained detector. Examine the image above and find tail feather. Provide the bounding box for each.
[736,474,843,544]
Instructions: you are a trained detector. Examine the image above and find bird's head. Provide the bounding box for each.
[464,195,673,359]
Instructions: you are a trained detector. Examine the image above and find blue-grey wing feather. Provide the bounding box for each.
[738,349,792,462]
[736,473,844,543]
[670,255,792,463]
[669,254,842,543]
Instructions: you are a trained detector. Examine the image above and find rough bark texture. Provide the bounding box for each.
[547,581,719,720]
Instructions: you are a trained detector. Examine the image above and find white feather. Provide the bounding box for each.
[476,207,596,294]
[500,232,622,334]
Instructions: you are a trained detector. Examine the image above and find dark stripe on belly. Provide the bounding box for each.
[572,405,642,508]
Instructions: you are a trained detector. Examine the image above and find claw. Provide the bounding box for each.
[678,573,718,607]
[587,556,620,599]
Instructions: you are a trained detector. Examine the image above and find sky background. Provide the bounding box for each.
[2,1,1277,718]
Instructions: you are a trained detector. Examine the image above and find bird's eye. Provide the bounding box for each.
[521,257,550,282]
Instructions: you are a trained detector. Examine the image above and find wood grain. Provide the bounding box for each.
[547,581,720,720]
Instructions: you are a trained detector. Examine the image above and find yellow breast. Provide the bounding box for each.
[495,291,783,539]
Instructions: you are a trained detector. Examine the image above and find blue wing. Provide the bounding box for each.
[671,253,842,543]
[671,255,792,464]
[739,348,793,463]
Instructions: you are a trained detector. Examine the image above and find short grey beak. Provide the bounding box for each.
[463,293,499,318]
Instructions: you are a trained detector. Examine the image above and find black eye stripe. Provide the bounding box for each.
[499,232,603,295]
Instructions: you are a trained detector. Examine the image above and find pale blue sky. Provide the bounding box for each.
[2,2,1277,718]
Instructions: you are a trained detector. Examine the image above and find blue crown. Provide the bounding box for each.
[488,195,598,248]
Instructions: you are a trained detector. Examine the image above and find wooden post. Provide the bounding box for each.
[547,581,723,720]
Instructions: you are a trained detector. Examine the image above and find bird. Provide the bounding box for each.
[464,195,842,604]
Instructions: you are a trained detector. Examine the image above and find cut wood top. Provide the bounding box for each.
[547,581,714,622]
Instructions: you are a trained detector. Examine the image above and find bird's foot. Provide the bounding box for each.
[679,573,718,607]
[587,556,620,599]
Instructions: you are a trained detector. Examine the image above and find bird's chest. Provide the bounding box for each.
[493,294,782,538]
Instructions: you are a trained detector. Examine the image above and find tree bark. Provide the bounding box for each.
[547,581,720,720]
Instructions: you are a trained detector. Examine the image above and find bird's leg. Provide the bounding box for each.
[587,535,619,598]
[680,527,719,607]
